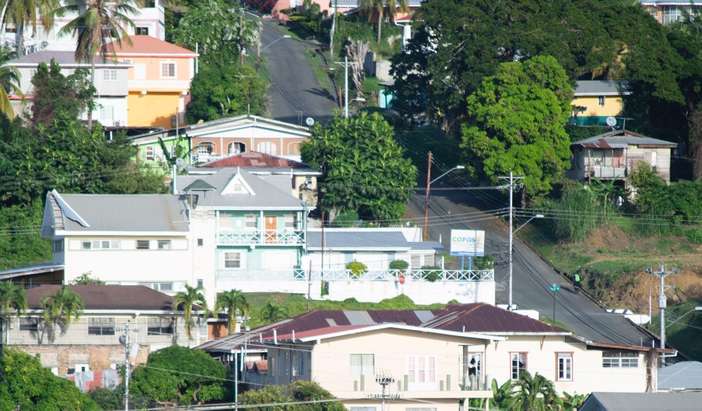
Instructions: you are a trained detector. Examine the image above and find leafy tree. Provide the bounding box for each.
[130,346,227,406]
[2,0,58,56]
[460,55,573,197]
[508,371,559,411]
[259,301,288,324]
[186,60,267,123]
[215,289,249,334]
[30,60,95,126]
[71,273,105,285]
[57,0,136,128]
[359,0,408,44]
[172,0,259,65]
[0,47,20,118]
[240,381,344,411]
[174,284,207,340]
[0,203,51,270]
[301,113,417,220]
[0,349,99,410]
[0,281,26,367]
[40,286,84,343]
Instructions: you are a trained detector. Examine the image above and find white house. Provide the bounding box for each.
[7,50,130,127]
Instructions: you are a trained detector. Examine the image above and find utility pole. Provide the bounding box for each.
[329,0,337,60]
[344,55,349,118]
[422,151,433,241]
[498,172,523,309]
[648,263,674,366]
[120,322,131,411]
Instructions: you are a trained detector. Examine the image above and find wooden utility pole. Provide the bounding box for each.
[422,151,433,241]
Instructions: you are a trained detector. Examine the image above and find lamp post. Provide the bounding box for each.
[422,152,465,240]
[508,213,544,310]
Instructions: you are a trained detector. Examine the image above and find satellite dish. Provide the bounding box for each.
[305,117,315,127]
[606,116,617,127]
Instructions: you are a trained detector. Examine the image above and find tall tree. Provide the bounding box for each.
[0,281,26,369]
[359,0,408,44]
[258,301,287,324]
[57,0,136,128]
[40,286,84,343]
[0,47,20,118]
[215,289,248,334]
[30,60,94,125]
[2,0,59,56]
[460,55,573,197]
[301,113,417,221]
[174,285,207,340]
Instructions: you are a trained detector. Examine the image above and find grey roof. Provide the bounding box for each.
[580,392,702,411]
[408,241,444,251]
[659,361,702,391]
[306,230,413,250]
[0,263,63,281]
[48,191,188,232]
[177,168,305,210]
[572,130,677,149]
[8,50,128,67]
[183,179,216,192]
[575,80,629,96]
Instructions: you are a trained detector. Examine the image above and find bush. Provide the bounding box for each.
[346,261,368,278]
[422,266,443,282]
[686,228,702,244]
[333,209,360,227]
[473,256,495,270]
[389,259,409,270]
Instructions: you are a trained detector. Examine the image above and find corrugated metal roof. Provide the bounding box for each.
[424,303,564,333]
[26,285,178,311]
[575,80,629,96]
[8,50,129,66]
[572,130,677,149]
[203,151,309,169]
[306,230,411,250]
[581,392,702,411]
[658,361,702,391]
[344,310,375,325]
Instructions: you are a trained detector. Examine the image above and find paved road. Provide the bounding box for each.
[408,191,657,347]
[261,20,337,125]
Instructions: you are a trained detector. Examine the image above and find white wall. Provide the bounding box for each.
[189,209,218,307]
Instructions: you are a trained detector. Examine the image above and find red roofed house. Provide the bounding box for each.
[106,35,198,128]
[200,304,664,408]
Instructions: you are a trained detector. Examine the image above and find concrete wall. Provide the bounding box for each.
[572,96,624,118]
[127,91,184,128]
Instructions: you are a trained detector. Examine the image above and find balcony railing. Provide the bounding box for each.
[461,374,490,391]
[216,268,494,282]
[585,165,626,179]
[218,230,305,245]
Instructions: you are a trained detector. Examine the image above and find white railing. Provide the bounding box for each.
[217,230,304,245]
[216,269,494,282]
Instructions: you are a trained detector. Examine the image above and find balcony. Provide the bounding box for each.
[217,230,305,246]
[586,165,626,179]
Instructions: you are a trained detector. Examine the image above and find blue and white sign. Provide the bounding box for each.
[450,229,485,257]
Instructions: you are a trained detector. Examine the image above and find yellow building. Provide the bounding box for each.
[107,35,198,128]
[571,80,629,127]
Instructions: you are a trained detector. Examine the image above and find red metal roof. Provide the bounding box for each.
[26,284,178,311]
[106,35,197,56]
[425,303,564,333]
[203,151,308,169]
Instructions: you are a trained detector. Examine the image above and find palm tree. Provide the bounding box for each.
[259,301,287,324]
[0,281,26,366]
[359,0,408,44]
[1,0,59,56]
[56,0,136,127]
[0,47,20,118]
[508,371,560,411]
[40,286,84,343]
[215,289,249,334]
[174,284,207,340]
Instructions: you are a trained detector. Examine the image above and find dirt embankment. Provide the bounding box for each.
[601,270,702,313]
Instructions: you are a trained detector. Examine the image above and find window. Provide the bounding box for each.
[81,240,119,250]
[411,254,421,268]
[350,408,376,411]
[197,279,204,288]
[145,146,155,161]
[148,317,174,335]
[256,141,277,155]
[350,354,374,377]
[284,215,295,230]
[244,214,257,229]
[602,351,639,368]
[88,317,115,335]
[81,241,92,250]
[597,96,605,106]
[161,61,176,79]
[20,317,39,331]
[136,240,151,250]
[197,238,204,247]
[52,240,64,253]
[100,105,114,123]
[149,282,173,292]
[663,6,683,25]
[157,240,172,250]
[557,353,573,381]
[228,142,246,155]
[424,254,435,267]
[408,355,436,385]
[135,26,149,35]
[224,252,242,269]
[197,143,213,156]
[510,352,527,380]
[103,69,117,81]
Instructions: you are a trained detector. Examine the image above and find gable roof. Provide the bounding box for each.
[186,114,310,137]
[658,361,702,391]
[572,130,677,149]
[580,392,702,411]
[203,151,310,169]
[290,323,503,343]
[106,35,197,56]
[182,179,216,192]
[26,285,178,311]
[423,303,567,334]
[177,168,305,210]
[574,80,630,97]
[43,190,189,234]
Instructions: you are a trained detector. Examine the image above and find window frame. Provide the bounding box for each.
[157,239,172,250]
[147,317,174,336]
[510,352,527,380]
[102,69,118,81]
[350,353,375,378]
[160,61,177,79]
[407,355,437,385]
[135,26,149,35]
[602,351,639,368]
[223,251,243,269]
[597,95,605,106]
[556,352,573,381]
[145,145,155,161]
[19,317,39,332]
[136,240,151,250]
[88,317,116,336]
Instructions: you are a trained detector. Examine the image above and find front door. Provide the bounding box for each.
[265,216,277,243]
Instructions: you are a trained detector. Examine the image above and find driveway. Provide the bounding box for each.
[260,20,337,125]
[408,191,657,347]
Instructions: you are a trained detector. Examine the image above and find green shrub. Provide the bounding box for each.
[422,266,443,282]
[473,256,495,270]
[686,228,702,244]
[333,209,360,227]
[346,261,368,278]
[389,259,409,270]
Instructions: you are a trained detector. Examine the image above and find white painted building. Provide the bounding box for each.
[2,0,165,54]
[7,50,130,127]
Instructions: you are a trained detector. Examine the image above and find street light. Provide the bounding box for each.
[508,213,543,310]
[422,153,465,240]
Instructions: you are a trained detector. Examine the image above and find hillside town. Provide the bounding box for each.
[2,1,702,410]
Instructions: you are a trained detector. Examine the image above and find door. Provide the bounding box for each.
[265,216,277,243]
[463,351,483,390]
